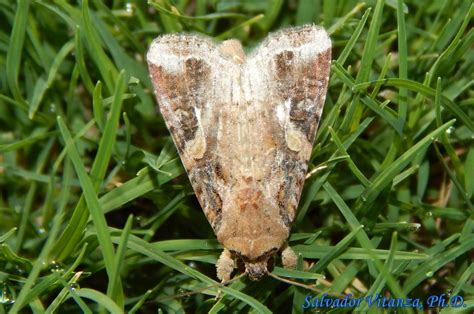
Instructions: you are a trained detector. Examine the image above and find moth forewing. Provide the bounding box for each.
[147,25,331,282]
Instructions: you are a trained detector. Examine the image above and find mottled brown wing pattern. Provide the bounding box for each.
[147,25,331,281]
[246,26,331,228]
[147,35,237,230]
[148,35,215,158]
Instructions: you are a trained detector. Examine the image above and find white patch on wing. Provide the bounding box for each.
[248,26,331,63]
[276,102,286,124]
[147,42,183,74]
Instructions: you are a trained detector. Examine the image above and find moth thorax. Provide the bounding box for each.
[219,39,246,64]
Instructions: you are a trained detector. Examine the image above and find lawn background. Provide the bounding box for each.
[0,0,473,313]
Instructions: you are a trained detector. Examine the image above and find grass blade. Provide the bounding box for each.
[6,0,30,102]
[57,115,117,282]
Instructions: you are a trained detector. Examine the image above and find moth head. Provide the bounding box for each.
[244,260,269,281]
[234,247,278,281]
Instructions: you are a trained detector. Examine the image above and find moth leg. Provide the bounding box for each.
[281,244,297,269]
[216,249,234,283]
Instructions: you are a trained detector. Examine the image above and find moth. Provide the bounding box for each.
[147,25,331,282]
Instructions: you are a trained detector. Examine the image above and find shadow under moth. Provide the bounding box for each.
[147,25,331,282]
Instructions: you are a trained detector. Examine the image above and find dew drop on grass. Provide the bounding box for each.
[0,283,15,305]
[134,215,143,227]
[49,261,64,273]
[125,3,134,14]
[425,211,433,217]
[177,288,192,302]
[426,271,434,277]
[446,126,455,134]
[14,265,26,275]
[69,283,80,291]
[49,104,56,113]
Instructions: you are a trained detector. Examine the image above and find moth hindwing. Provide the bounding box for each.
[147,25,331,281]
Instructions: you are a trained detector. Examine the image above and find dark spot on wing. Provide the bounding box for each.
[214,161,227,184]
[274,48,331,142]
[275,50,294,79]
[148,57,213,150]
[189,164,223,232]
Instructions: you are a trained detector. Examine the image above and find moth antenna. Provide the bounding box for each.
[226,272,246,284]
[268,272,321,292]
[156,273,245,302]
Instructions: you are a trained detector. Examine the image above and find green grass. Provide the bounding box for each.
[0,0,473,313]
